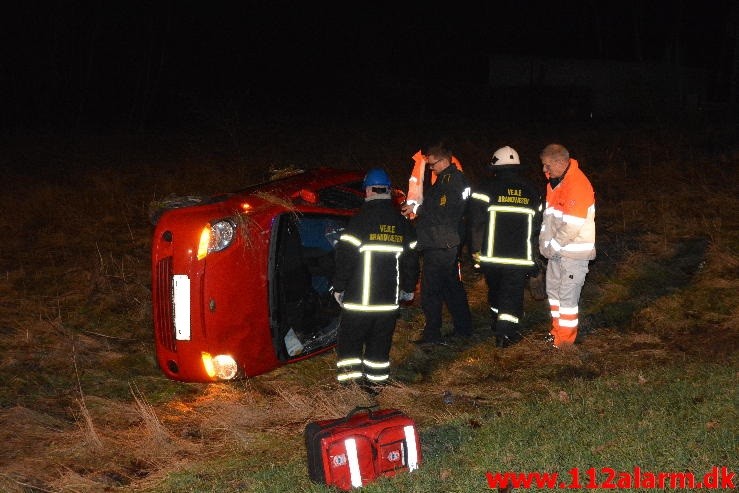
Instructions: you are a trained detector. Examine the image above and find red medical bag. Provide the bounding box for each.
[304,406,422,490]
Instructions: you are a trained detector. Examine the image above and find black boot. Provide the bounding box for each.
[496,332,522,348]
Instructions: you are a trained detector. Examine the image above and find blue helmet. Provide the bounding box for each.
[363,168,391,189]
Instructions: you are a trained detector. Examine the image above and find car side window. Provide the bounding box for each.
[317,181,365,209]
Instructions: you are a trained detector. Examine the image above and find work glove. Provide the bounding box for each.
[399,290,414,302]
[333,290,344,307]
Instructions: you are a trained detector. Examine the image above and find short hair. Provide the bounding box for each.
[422,138,453,159]
[540,144,570,163]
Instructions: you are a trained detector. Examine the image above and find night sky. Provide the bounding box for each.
[2,1,736,132]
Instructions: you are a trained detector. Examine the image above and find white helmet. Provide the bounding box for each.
[490,146,520,166]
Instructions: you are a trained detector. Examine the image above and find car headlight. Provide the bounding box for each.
[201,352,239,380]
[197,219,236,259]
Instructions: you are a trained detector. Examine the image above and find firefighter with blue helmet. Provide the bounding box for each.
[331,167,419,394]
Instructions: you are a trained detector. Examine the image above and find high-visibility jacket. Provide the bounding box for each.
[539,158,596,261]
[406,150,463,211]
[333,196,418,312]
[469,168,542,268]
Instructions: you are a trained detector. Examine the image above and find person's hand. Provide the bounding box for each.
[399,290,414,302]
[333,291,344,306]
[401,202,418,217]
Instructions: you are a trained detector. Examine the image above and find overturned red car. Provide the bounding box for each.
[151,167,406,382]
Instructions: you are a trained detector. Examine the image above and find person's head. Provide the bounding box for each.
[421,139,453,175]
[362,167,391,197]
[540,143,570,178]
[490,146,520,168]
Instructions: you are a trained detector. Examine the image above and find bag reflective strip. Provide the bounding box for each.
[344,438,363,487]
[403,426,419,471]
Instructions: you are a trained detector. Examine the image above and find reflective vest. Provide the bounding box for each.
[332,198,418,312]
[539,158,596,261]
[469,168,542,268]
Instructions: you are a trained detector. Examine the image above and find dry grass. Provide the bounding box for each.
[0,119,737,491]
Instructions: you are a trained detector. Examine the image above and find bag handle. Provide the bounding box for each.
[345,405,379,420]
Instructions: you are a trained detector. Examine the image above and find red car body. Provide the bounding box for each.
[151,167,405,382]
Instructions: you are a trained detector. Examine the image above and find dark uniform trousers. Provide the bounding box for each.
[482,264,528,339]
[336,310,398,384]
[420,247,472,340]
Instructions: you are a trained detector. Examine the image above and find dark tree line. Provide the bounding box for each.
[1,1,736,134]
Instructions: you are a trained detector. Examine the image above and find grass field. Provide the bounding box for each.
[0,117,737,492]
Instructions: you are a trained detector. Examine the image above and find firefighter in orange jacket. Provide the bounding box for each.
[469,146,543,348]
[332,168,419,392]
[539,144,596,348]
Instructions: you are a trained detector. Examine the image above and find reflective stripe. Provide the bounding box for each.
[339,234,362,246]
[490,307,499,314]
[462,187,471,200]
[337,371,363,382]
[344,246,402,309]
[489,205,536,215]
[409,240,417,249]
[362,251,372,304]
[563,213,586,226]
[344,438,363,488]
[343,303,399,312]
[337,358,362,368]
[363,359,390,369]
[404,426,419,471]
[498,313,519,324]
[549,298,560,318]
[562,242,595,252]
[359,244,403,253]
[479,256,534,266]
[481,206,535,264]
[471,192,490,202]
[366,374,389,382]
[559,305,579,328]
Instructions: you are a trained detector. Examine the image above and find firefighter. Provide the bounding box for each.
[401,139,473,344]
[469,146,543,348]
[539,144,596,348]
[331,168,419,392]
